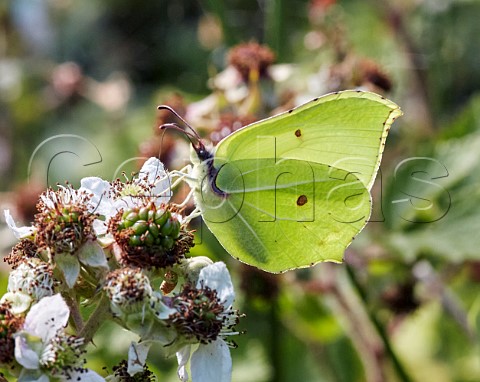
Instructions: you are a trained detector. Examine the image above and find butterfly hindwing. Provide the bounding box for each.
[198,158,370,272]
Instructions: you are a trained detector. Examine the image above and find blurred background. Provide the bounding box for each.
[1,0,480,381]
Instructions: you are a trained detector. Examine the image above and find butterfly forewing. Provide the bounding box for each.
[215,91,402,191]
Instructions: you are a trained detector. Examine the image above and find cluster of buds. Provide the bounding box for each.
[2,157,241,382]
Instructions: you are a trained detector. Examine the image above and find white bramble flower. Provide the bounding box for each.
[6,184,109,289]
[14,294,105,382]
[8,258,54,300]
[4,209,36,239]
[169,262,240,382]
[0,259,55,314]
[80,158,172,235]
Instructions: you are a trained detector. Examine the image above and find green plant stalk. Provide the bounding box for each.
[79,293,112,345]
[64,293,84,332]
[346,264,414,382]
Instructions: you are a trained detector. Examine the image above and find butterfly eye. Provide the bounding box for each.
[196,147,212,161]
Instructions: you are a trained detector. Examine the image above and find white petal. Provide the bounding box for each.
[80,177,113,215]
[55,253,80,288]
[191,340,232,382]
[18,369,49,382]
[93,219,108,236]
[197,262,235,308]
[150,291,177,320]
[24,294,69,342]
[176,345,191,382]
[4,210,35,239]
[137,158,172,203]
[62,369,106,382]
[0,291,32,314]
[14,335,40,369]
[127,341,151,376]
[78,241,108,268]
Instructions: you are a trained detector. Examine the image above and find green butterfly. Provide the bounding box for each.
[182,90,401,272]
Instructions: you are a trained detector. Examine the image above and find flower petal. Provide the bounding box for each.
[93,219,108,236]
[17,369,49,382]
[0,291,32,314]
[4,210,36,239]
[79,177,113,216]
[63,368,106,382]
[127,341,151,376]
[150,292,177,320]
[176,345,191,382]
[55,253,80,288]
[137,158,172,203]
[78,241,108,268]
[14,335,40,370]
[197,262,235,308]
[191,340,232,382]
[24,294,70,342]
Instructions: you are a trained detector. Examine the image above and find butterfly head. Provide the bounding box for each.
[192,140,214,162]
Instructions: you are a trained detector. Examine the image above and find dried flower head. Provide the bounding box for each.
[34,185,97,255]
[104,267,153,316]
[167,284,227,344]
[4,239,38,269]
[0,302,25,365]
[228,42,276,82]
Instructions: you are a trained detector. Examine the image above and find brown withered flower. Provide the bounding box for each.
[228,42,276,82]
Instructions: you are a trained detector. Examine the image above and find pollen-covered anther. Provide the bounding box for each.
[109,202,194,269]
[111,359,156,381]
[34,186,97,255]
[0,302,25,365]
[40,331,86,377]
[104,267,152,314]
[167,284,239,345]
[4,239,39,269]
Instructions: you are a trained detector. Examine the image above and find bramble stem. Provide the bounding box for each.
[346,264,414,382]
[64,293,84,332]
[79,293,112,345]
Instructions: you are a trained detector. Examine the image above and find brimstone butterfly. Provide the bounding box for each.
[175,90,401,272]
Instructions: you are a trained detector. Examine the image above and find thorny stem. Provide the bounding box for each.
[79,293,112,345]
[346,264,414,382]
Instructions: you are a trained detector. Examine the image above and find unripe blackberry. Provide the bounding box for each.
[110,202,193,269]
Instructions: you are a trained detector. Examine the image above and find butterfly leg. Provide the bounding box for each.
[183,207,202,224]
[173,188,195,209]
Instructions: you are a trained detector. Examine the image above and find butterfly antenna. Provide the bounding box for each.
[157,105,201,141]
[159,123,197,147]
